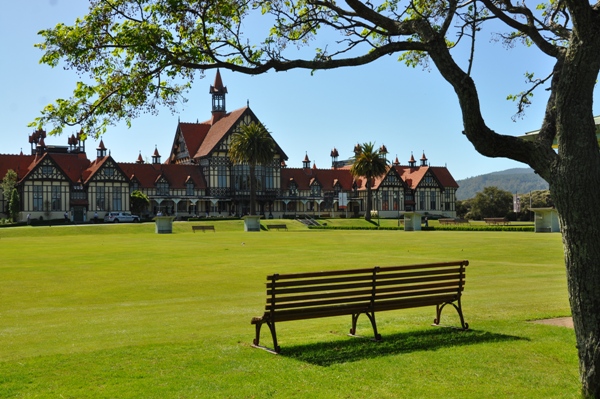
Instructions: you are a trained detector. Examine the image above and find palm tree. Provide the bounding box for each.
[350,142,389,221]
[229,122,276,216]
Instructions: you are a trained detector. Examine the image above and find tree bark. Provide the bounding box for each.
[365,178,372,221]
[551,37,600,397]
[249,164,257,216]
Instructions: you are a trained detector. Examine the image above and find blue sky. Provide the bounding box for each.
[1,0,596,180]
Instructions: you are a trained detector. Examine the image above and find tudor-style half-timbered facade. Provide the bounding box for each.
[0,71,459,222]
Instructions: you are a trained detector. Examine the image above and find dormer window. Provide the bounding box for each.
[311,184,321,197]
[157,181,169,196]
[186,182,194,196]
[289,182,298,196]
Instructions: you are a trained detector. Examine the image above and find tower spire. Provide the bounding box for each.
[210,69,227,124]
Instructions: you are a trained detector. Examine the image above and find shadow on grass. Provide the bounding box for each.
[281,328,525,366]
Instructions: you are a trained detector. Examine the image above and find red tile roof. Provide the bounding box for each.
[282,168,355,191]
[0,154,36,181]
[119,162,206,189]
[194,107,249,159]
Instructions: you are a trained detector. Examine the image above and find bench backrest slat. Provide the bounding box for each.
[261,260,468,319]
[268,288,374,304]
[267,273,374,289]
[270,295,372,310]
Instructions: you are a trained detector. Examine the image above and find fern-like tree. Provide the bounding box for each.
[350,142,389,222]
[228,122,276,216]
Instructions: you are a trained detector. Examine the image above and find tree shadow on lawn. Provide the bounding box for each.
[281,328,525,366]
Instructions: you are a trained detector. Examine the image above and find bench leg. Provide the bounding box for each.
[252,320,281,353]
[350,311,381,341]
[434,298,469,330]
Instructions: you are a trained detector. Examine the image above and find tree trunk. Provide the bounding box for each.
[552,43,600,396]
[365,178,372,221]
[553,151,600,398]
[249,164,256,216]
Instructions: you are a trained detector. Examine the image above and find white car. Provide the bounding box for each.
[103,212,140,223]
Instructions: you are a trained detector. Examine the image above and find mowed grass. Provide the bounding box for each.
[0,221,579,398]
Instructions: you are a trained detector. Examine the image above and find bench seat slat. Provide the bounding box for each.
[373,294,457,311]
[269,304,371,322]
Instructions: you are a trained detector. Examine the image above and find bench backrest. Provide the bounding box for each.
[261,260,468,322]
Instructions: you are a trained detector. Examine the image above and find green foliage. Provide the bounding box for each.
[456,199,471,218]
[1,169,17,198]
[8,189,20,222]
[468,186,513,220]
[130,190,150,215]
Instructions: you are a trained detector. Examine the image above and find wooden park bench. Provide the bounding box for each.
[250,260,469,353]
[266,224,288,231]
[439,218,456,225]
[484,218,509,225]
[192,225,215,233]
[439,218,470,225]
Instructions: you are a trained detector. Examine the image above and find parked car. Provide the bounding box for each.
[103,212,140,223]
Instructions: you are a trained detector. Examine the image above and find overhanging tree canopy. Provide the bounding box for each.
[32,0,600,395]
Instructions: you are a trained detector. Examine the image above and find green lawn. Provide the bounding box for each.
[0,221,579,398]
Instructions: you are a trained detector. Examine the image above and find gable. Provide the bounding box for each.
[380,168,406,188]
[26,156,68,182]
[89,158,129,183]
[416,170,442,189]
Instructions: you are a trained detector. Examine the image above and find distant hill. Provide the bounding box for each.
[456,168,549,200]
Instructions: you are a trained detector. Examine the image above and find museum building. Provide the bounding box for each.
[0,71,459,222]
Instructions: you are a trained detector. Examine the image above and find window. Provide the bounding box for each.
[289,182,298,196]
[113,188,122,211]
[157,181,169,196]
[264,167,274,190]
[51,186,61,211]
[186,182,194,196]
[104,167,115,177]
[233,165,249,190]
[33,186,43,211]
[382,191,389,210]
[217,165,228,188]
[96,187,105,210]
[430,192,437,210]
[42,165,53,175]
[310,184,321,197]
